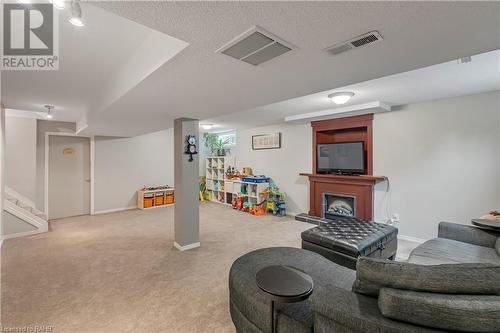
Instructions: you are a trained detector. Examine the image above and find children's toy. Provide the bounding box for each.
[242,175,270,183]
[250,200,267,216]
[232,195,245,210]
[243,201,253,213]
[242,167,253,176]
[266,200,276,214]
[261,182,286,216]
[275,199,286,217]
[254,205,266,216]
[199,177,206,201]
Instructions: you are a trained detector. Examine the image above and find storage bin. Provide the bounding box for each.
[155,194,165,206]
[144,197,154,208]
[165,193,174,204]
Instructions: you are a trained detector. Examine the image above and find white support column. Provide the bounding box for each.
[173,118,200,251]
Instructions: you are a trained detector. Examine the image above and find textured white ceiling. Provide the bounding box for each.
[205,49,500,131]
[3,1,500,136]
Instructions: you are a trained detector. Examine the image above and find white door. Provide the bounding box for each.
[49,136,90,219]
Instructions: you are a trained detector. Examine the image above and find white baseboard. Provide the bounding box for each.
[174,241,200,251]
[398,234,426,244]
[2,229,44,240]
[92,206,137,215]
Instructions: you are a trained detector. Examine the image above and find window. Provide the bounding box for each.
[218,132,236,147]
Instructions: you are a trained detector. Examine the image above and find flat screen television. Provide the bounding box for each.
[317,141,365,175]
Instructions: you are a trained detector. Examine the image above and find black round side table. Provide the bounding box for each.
[256,265,313,333]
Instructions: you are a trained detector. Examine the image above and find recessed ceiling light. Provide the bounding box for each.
[52,0,65,9]
[328,92,355,105]
[201,124,214,130]
[69,0,84,27]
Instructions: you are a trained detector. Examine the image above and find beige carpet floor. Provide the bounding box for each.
[1,203,417,333]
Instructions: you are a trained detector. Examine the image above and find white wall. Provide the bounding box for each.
[5,116,37,202]
[228,123,312,216]
[94,129,174,213]
[2,211,37,235]
[373,91,500,240]
[224,91,499,240]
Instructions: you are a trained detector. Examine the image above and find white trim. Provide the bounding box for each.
[45,132,95,219]
[174,241,200,251]
[0,238,4,248]
[75,124,88,135]
[2,229,44,240]
[4,199,48,232]
[93,206,137,215]
[5,186,35,208]
[284,101,391,122]
[398,235,426,244]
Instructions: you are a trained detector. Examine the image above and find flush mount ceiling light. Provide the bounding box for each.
[201,124,214,130]
[69,0,84,27]
[328,92,355,105]
[52,0,65,9]
[44,105,54,119]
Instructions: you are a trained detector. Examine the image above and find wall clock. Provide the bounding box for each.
[185,135,198,162]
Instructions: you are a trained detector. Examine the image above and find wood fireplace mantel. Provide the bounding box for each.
[299,173,385,185]
[301,114,386,221]
[300,173,385,220]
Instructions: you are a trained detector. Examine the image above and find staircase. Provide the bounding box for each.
[3,187,49,238]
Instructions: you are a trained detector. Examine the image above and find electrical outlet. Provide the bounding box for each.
[390,213,400,224]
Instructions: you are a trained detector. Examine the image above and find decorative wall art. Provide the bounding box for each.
[252,133,281,150]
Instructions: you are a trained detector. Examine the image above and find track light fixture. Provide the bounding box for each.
[69,0,84,27]
[44,105,54,119]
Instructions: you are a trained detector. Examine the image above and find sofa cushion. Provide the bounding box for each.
[408,238,500,265]
[496,237,500,256]
[229,247,356,333]
[352,257,500,297]
[378,287,500,332]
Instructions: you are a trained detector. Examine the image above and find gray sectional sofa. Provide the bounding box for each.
[229,222,500,332]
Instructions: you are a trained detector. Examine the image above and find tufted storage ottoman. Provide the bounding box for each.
[301,217,398,269]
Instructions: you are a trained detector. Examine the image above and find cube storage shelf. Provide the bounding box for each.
[138,188,175,210]
[205,157,269,206]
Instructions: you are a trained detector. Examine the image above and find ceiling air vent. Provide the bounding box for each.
[216,26,294,66]
[325,31,383,56]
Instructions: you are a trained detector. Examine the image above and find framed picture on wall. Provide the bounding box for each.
[252,133,281,150]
